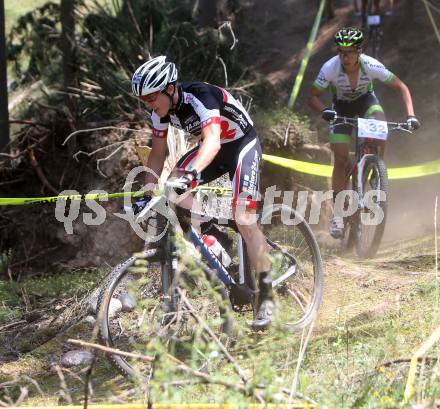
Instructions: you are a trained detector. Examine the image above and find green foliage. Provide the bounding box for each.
[253,106,312,150]
[0,278,22,324]
[0,269,105,325]
[0,248,12,276]
[8,2,61,83]
[20,269,105,297]
[7,0,261,120]
[4,0,55,33]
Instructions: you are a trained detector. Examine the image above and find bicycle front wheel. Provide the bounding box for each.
[97,250,233,380]
[96,254,163,379]
[355,155,388,258]
[260,204,324,330]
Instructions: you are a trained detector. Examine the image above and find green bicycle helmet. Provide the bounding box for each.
[334,27,364,47]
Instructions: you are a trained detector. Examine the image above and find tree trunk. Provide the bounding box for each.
[404,0,413,22]
[198,0,217,28]
[60,0,77,122]
[0,0,9,152]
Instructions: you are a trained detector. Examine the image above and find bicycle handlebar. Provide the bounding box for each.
[332,115,412,132]
[331,115,412,133]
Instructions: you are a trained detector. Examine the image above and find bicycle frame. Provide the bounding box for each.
[135,185,298,297]
[353,137,380,210]
[134,186,250,310]
[337,116,410,210]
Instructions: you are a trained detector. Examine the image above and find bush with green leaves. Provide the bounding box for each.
[8,0,258,120]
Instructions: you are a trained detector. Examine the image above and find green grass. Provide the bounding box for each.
[0,269,105,326]
[1,235,440,407]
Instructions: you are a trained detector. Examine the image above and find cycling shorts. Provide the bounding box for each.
[330,92,384,144]
[176,129,262,209]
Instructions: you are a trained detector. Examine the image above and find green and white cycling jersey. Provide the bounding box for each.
[313,54,394,101]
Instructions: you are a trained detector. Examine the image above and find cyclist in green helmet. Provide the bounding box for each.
[308,27,419,239]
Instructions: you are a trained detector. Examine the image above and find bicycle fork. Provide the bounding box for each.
[356,153,376,210]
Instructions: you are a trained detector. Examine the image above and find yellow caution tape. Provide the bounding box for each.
[263,154,332,177]
[422,0,440,47]
[0,186,232,206]
[288,0,326,109]
[0,192,141,206]
[388,159,440,179]
[2,154,440,206]
[262,154,440,180]
[403,325,440,403]
[8,404,316,409]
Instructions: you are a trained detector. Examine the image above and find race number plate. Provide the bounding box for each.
[368,15,381,26]
[357,118,388,141]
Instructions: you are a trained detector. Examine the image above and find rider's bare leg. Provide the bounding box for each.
[331,143,350,195]
[233,205,272,302]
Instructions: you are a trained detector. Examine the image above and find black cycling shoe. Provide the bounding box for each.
[250,298,276,330]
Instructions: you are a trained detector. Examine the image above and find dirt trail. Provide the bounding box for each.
[320,235,436,332]
[1,2,439,403]
[239,0,440,244]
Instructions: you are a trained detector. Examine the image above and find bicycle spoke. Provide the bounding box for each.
[259,204,323,330]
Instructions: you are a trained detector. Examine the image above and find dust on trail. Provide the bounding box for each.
[384,175,440,243]
[239,0,440,246]
[318,234,437,334]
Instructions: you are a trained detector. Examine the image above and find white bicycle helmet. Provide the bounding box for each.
[131,55,178,97]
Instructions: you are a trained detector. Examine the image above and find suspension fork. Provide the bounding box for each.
[161,225,178,310]
[355,140,379,210]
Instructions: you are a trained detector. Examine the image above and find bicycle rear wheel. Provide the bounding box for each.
[341,157,357,253]
[97,249,232,380]
[259,204,324,330]
[355,155,388,258]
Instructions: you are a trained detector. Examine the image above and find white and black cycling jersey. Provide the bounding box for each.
[150,82,254,143]
[313,54,394,102]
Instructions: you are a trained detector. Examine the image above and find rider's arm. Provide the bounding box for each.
[309,61,333,113]
[384,76,415,116]
[144,136,168,187]
[188,122,221,173]
[308,86,327,113]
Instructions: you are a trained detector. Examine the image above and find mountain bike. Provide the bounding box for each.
[96,180,324,379]
[362,0,384,58]
[335,115,412,258]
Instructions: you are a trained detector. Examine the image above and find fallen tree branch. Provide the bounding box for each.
[67,339,154,362]
[72,141,127,177]
[0,135,48,160]
[177,288,249,384]
[72,141,126,162]
[0,178,25,187]
[29,150,59,194]
[0,320,27,331]
[165,353,247,393]
[68,339,247,393]
[8,120,50,128]
[218,21,238,50]
[63,126,149,146]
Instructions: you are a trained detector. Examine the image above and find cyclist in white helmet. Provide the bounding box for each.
[131,55,274,328]
[308,27,419,239]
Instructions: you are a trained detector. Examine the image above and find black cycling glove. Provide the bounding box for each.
[406,115,420,131]
[322,107,337,122]
[132,194,152,215]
